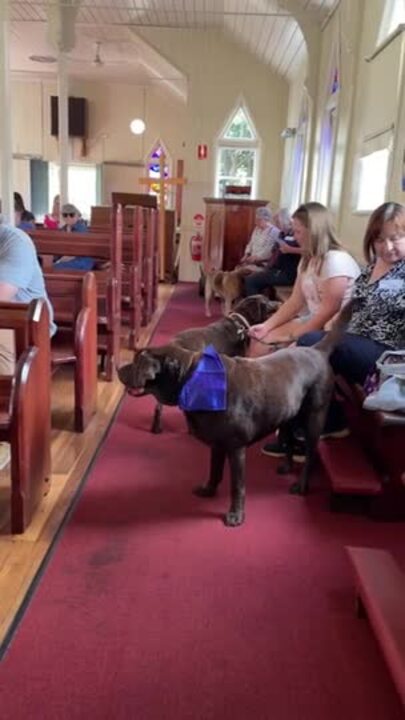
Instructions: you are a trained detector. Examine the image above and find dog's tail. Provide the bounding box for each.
[315,299,354,357]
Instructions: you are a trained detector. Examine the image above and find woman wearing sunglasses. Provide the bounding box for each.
[54,203,95,271]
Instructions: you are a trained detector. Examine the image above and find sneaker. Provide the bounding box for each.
[261,436,306,463]
[0,442,11,471]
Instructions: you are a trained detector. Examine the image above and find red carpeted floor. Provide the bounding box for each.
[1,284,404,719]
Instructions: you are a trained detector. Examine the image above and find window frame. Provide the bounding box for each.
[214,101,261,198]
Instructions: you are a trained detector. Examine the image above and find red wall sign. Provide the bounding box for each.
[197,144,208,160]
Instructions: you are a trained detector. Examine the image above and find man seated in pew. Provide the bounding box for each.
[53,203,96,272]
[264,201,405,459]
[0,215,56,469]
[244,208,302,296]
[239,206,280,270]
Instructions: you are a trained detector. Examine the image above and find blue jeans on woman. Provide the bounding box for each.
[297,332,389,432]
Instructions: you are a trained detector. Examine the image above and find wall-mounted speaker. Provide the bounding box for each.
[50,96,87,138]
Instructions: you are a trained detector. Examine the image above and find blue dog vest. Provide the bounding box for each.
[178,345,227,412]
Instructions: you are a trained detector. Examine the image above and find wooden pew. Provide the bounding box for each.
[0,299,51,533]
[90,204,158,344]
[346,546,405,707]
[28,207,122,380]
[45,272,98,432]
[319,379,405,519]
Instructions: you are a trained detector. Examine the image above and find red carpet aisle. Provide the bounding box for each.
[1,284,404,719]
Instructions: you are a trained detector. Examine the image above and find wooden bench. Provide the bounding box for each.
[45,272,98,432]
[90,204,159,345]
[346,546,405,707]
[319,379,405,519]
[0,299,51,533]
[29,208,122,380]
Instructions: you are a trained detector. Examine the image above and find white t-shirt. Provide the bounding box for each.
[299,250,361,316]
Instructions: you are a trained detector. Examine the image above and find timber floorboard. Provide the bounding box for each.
[0,284,174,651]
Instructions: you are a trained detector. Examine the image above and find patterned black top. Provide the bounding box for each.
[348,260,405,348]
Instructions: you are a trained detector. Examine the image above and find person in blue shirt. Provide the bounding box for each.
[53,203,96,271]
[0,217,56,469]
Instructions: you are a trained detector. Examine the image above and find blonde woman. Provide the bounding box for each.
[249,202,360,356]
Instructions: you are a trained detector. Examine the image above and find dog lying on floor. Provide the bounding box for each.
[149,294,280,433]
[204,267,253,317]
[118,311,352,526]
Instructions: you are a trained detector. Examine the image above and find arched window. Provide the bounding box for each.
[145,139,173,207]
[378,0,405,45]
[315,58,340,206]
[215,103,260,197]
[289,91,310,211]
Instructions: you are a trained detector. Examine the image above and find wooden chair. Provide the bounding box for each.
[45,272,98,432]
[0,299,51,533]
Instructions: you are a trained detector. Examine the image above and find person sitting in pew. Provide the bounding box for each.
[14,192,35,230]
[244,208,302,296]
[44,194,60,229]
[53,203,96,272]
[248,202,361,355]
[0,216,56,469]
[263,201,405,457]
[239,206,280,270]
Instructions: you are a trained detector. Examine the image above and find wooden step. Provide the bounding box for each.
[318,437,382,495]
[346,546,405,707]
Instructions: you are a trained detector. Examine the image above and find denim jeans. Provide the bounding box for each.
[245,266,296,297]
[297,332,389,430]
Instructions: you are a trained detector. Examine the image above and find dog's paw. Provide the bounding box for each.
[223,511,244,527]
[289,481,308,496]
[193,484,216,498]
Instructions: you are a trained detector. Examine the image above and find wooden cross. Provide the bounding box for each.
[139,154,187,281]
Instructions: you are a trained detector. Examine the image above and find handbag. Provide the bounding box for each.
[363,350,405,413]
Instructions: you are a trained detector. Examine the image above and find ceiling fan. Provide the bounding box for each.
[68,41,137,69]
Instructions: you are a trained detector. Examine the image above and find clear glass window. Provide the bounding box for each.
[49,163,98,220]
[356,149,390,212]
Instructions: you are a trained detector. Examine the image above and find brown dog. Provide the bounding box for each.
[118,329,344,527]
[204,267,252,317]
[150,295,280,433]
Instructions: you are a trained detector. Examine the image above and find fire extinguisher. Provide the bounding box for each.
[190,232,202,262]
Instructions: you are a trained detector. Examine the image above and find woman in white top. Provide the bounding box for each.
[249,202,360,356]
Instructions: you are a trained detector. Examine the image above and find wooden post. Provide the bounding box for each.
[0,0,13,223]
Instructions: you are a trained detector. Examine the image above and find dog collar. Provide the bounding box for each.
[228,312,251,339]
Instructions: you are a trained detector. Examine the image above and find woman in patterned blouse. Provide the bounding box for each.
[263,202,405,457]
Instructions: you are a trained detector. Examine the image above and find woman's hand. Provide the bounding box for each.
[249,322,270,340]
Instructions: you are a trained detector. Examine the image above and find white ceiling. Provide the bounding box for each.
[9,0,339,84]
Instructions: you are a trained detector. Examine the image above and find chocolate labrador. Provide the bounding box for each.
[118,323,349,526]
[150,295,280,433]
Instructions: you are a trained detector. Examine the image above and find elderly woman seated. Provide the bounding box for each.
[244,208,302,297]
[239,206,280,271]
[53,203,96,271]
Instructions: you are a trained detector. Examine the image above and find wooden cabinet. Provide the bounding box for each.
[203,198,270,271]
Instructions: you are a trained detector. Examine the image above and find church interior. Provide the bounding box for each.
[0,1,405,717]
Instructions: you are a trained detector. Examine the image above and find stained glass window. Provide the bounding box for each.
[146,141,172,206]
